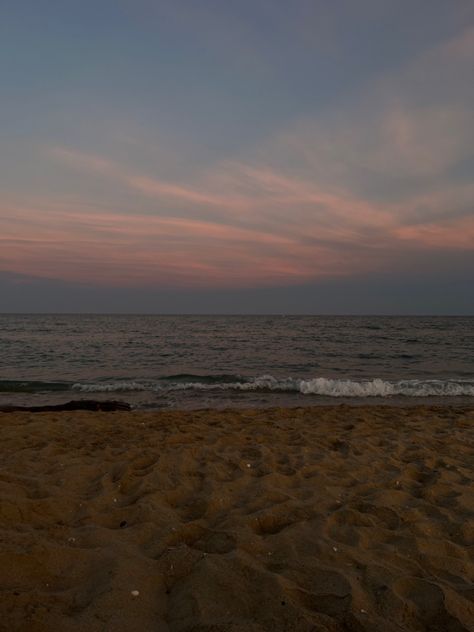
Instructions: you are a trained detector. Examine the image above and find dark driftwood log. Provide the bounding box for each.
[0,400,131,413]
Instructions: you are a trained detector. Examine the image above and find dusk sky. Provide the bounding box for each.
[1,0,473,313]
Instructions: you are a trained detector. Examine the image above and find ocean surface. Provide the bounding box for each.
[0,314,473,410]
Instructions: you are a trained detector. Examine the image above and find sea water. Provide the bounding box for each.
[0,314,473,409]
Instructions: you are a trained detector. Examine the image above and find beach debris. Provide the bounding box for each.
[120,520,128,528]
[246,463,251,468]
[113,498,118,502]
[333,546,338,552]
[360,609,367,614]
[131,590,140,597]
[68,537,76,543]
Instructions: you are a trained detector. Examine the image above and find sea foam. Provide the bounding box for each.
[72,375,474,397]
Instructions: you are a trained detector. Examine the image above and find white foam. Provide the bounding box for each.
[72,375,474,397]
[72,381,148,392]
[297,377,474,397]
[299,377,395,397]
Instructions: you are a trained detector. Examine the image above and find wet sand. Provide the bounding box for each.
[0,405,473,631]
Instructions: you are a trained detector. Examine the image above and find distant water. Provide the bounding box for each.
[0,314,473,409]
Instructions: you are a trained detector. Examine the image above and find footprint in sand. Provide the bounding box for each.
[393,577,469,631]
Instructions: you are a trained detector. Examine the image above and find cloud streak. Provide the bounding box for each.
[1,21,473,293]
[0,202,347,287]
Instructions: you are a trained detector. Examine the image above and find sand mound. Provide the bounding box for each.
[0,405,473,631]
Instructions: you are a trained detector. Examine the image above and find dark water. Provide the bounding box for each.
[0,314,473,409]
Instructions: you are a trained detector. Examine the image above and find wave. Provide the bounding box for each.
[0,380,71,393]
[71,375,474,397]
[2,376,472,397]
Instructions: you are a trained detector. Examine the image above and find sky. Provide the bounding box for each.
[0,0,473,314]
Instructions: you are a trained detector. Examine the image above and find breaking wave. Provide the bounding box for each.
[71,375,474,397]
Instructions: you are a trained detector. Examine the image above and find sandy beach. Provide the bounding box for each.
[0,405,473,631]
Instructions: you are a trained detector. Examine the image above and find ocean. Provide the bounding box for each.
[0,314,473,410]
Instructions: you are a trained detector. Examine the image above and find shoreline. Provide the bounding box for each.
[1,393,474,414]
[1,405,473,631]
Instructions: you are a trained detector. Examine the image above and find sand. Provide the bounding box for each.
[0,405,473,632]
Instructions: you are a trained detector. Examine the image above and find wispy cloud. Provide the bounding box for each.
[0,202,340,287]
[1,22,473,291]
[394,216,474,249]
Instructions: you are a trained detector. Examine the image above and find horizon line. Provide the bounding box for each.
[0,312,472,318]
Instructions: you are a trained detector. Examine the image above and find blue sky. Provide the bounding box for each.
[0,0,473,313]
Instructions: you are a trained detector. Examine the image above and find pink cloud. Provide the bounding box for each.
[0,202,341,287]
[4,89,472,293]
[50,146,396,235]
[393,216,474,249]
[51,147,248,212]
[127,176,238,208]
